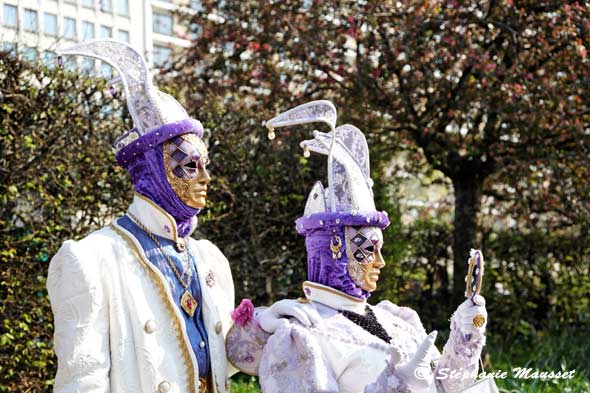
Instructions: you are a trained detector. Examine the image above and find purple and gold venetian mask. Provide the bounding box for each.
[163,134,210,209]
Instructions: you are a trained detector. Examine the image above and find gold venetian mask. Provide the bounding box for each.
[345,226,385,292]
[163,133,210,209]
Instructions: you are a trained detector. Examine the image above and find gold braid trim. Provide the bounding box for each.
[110,222,197,392]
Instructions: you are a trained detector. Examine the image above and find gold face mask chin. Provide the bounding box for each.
[163,134,211,209]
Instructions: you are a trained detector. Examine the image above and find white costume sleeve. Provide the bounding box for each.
[47,240,111,393]
[435,318,485,392]
[259,324,340,393]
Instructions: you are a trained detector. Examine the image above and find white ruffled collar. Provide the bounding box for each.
[302,281,367,314]
[127,193,197,245]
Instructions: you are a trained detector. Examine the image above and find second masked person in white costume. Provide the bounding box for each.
[226,101,489,393]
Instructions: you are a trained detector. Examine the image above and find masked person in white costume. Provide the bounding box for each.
[47,40,319,393]
[226,101,490,393]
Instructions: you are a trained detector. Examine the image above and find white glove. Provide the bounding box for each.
[256,299,322,334]
[395,331,437,392]
[453,295,487,336]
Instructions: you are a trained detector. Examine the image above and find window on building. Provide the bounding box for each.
[83,21,94,40]
[99,25,112,38]
[1,42,16,54]
[63,17,76,39]
[81,58,94,75]
[152,12,172,36]
[64,57,76,72]
[116,0,129,16]
[100,0,112,12]
[117,29,129,42]
[43,51,56,68]
[24,9,38,32]
[152,45,172,68]
[24,47,38,62]
[44,13,57,36]
[82,0,94,8]
[100,62,112,78]
[3,4,17,28]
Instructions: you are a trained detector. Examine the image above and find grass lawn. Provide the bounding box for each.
[229,327,589,392]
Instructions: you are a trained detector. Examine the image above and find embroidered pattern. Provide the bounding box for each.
[205,270,216,287]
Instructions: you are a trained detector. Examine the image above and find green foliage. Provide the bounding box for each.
[488,328,590,393]
[0,50,132,391]
[177,0,590,302]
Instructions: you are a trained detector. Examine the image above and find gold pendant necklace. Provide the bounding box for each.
[128,212,198,317]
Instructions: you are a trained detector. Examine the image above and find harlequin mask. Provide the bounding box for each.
[345,226,384,291]
[163,133,210,209]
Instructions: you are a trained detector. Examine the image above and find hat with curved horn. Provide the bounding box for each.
[266,100,389,299]
[58,39,203,168]
[266,100,389,233]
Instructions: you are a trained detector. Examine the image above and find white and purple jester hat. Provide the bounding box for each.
[58,39,205,236]
[266,100,390,299]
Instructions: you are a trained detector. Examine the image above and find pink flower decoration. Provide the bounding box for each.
[231,298,254,327]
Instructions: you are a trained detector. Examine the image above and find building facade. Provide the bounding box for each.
[0,0,194,72]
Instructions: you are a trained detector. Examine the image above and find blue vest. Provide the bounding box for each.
[118,216,210,378]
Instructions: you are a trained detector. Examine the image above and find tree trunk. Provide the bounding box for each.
[452,175,483,304]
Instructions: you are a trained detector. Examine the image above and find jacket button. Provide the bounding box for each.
[215,321,222,335]
[144,320,157,334]
[158,381,170,392]
[199,341,206,348]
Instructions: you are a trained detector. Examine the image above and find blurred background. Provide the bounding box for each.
[0,0,589,392]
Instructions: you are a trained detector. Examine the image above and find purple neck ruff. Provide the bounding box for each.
[295,211,390,300]
[120,119,204,237]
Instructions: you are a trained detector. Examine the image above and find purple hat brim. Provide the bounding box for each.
[295,211,390,236]
[116,118,204,168]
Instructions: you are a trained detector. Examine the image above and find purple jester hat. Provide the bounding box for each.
[266,100,390,299]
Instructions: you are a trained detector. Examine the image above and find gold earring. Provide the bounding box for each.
[330,231,342,259]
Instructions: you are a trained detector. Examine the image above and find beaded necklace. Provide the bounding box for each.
[127,212,198,317]
[340,305,392,344]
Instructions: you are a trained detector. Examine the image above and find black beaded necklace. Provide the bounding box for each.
[340,305,392,344]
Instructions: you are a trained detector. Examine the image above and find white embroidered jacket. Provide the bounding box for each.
[256,282,484,393]
[47,194,236,393]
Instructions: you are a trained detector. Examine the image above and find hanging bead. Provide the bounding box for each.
[267,126,276,140]
[303,145,310,158]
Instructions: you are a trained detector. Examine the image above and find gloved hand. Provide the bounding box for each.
[366,331,437,393]
[256,299,322,334]
[395,331,437,392]
[452,295,487,336]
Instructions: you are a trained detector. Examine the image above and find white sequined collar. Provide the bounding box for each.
[127,193,197,245]
[302,281,367,314]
